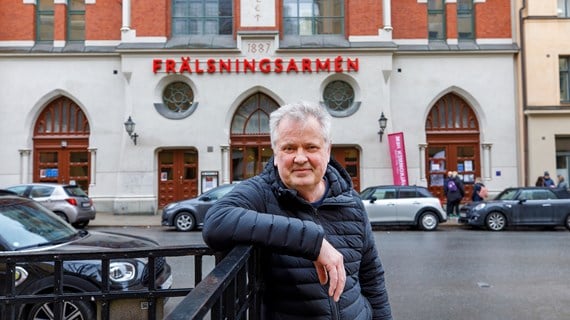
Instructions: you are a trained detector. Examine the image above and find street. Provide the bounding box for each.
[90,225,570,320]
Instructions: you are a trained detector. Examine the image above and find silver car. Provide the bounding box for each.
[6,183,96,228]
[360,185,447,231]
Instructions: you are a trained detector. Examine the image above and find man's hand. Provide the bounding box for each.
[313,238,346,302]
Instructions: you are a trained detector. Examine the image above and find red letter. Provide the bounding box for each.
[244,59,256,73]
[315,59,330,72]
[259,59,271,73]
[195,59,204,74]
[334,56,343,72]
[219,59,231,73]
[274,59,283,73]
[301,58,312,72]
[166,59,176,74]
[179,57,192,73]
[152,59,162,73]
[207,59,216,73]
[346,58,359,72]
[286,58,299,73]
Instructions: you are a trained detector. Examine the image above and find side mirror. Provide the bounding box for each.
[370,196,377,204]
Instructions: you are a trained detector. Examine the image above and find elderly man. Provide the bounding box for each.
[203,102,392,319]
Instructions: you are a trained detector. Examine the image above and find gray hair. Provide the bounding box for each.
[269,101,332,149]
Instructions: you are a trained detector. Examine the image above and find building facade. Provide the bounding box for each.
[0,0,519,214]
[518,0,570,187]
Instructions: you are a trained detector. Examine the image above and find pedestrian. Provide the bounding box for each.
[543,171,556,188]
[472,177,487,202]
[557,174,568,190]
[444,171,464,216]
[202,102,392,319]
[535,175,545,187]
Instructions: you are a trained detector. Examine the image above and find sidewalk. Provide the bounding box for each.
[90,211,162,227]
[89,211,462,228]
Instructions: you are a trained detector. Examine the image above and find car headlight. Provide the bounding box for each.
[474,203,487,211]
[164,202,180,210]
[15,266,28,287]
[109,262,136,282]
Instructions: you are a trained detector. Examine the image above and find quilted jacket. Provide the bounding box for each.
[203,158,392,320]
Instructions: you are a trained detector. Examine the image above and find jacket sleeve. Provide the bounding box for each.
[202,180,325,261]
[357,199,393,320]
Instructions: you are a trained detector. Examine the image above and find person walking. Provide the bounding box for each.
[543,171,556,188]
[444,171,464,216]
[557,174,568,190]
[471,177,487,202]
[202,102,392,319]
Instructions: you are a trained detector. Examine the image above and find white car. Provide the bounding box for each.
[360,185,447,231]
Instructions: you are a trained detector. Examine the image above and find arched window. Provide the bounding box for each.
[35,97,89,136]
[426,93,478,132]
[231,93,278,135]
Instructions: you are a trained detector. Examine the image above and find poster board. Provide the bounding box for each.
[201,171,219,193]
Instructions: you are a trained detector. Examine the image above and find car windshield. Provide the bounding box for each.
[0,200,79,251]
[496,189,519,200]
[63,186,89,197]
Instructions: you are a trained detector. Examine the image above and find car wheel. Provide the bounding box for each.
[54,211,69,222]
[485,212,506,231]
[174,212,196,231]
[73,220,89,228]
[565,214,570,231]
[27,300,95,320]
[419,212,439,231]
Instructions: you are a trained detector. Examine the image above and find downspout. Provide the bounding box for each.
[519,0,528,185]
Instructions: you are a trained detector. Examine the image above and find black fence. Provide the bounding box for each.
[0,244,261,320]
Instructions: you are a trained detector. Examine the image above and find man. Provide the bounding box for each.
[543,171,556,188]
[203,102,392,319]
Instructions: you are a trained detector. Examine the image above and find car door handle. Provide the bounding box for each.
[542,204,552,207]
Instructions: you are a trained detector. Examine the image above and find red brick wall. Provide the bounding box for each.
[475,1,511,38]
[0,0,34,40]
[392,0,427,39]
[55,4,66,41]
[446,3,457,39]
[132,0,169,37]
[347,0,382,36]
[86,1,122,40]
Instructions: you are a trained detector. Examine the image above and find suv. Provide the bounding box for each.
[6,183,95,228]
[0,192,173,319]
[359,185,448,231]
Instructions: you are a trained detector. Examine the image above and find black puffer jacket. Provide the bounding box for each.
[203,158,392,320]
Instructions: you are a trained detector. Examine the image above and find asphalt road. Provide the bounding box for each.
[90,225,570,320]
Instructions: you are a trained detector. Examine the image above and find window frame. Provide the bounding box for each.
[282,0,345,36]
[457,0,474,40]
[171,0,233,36]
[36,0,55,42]
[428,0,446,41]
[558,0,570,17]
[67,0,86,42]
[560,56,570,103]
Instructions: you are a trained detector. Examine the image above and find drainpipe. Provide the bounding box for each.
[519,0,529,185]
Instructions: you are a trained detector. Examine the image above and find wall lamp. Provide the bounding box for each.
[124,116,139,145]
[377,112,388,142]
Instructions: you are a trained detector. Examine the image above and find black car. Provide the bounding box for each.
[0,192,173,319]
[161,183,237,231]
[459,187,570,231]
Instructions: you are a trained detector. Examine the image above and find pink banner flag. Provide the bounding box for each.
[388,132,409,186]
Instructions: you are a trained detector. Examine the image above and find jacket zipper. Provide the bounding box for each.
[329,295,340,320]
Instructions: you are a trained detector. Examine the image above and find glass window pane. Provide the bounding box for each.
[69,14,85,41]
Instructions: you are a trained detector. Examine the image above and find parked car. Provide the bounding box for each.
[459,187,570,231]
[0,192,173,320]
[162,183,237,231]
[359,185,447,231]
[5,183,96,228]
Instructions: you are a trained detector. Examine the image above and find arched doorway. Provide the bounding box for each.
[33,96,91,192]
[230,93,277,181]
[425,93,480,204]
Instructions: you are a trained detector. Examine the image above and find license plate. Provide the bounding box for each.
[460,212,466,218]
[81,202,91,208]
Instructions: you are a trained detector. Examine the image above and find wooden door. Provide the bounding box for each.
[331,147,361,192]
[158,149,198,208]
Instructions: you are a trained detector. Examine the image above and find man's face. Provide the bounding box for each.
[273,116,331,192]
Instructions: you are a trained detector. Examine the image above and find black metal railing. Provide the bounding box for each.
[0,244,261,320]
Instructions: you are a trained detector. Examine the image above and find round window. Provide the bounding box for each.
[323,80,357,117]
[163,82,194,113]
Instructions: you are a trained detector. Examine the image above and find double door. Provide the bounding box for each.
[34,139,90,192]
[158,149,198,208]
